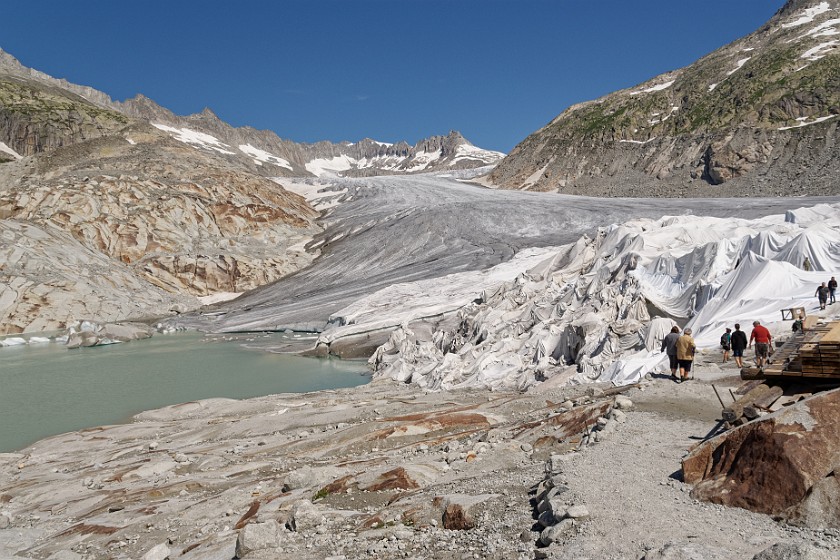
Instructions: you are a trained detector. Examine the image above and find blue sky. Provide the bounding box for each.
[3,1,780,152]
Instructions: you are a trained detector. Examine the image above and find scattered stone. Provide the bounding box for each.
[0,513,10,529]
[539,518,575,546]
[614,396,634,410]
[520,442,533,453]
[565,504,590,520]
[642,542,731,560]
[611,409,627,424]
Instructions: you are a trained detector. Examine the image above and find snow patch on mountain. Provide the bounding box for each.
[727,57,752,75]
[778,114,837,130]
[783,2,832,28]
[239,144,293,170]
[801,39,839,60]
[406,150,442,172]
[629,80,675,96]
[305,155,357,177]
[803,17,840,37]
[450,144,505,166]
[152,123,235,155]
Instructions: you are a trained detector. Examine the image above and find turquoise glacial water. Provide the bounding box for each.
[0,332,369,452]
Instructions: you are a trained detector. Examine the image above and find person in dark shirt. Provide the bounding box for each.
[829,277,837,305]
[730,323,748,369]
[816,282,830,310]
[660,326,681,380]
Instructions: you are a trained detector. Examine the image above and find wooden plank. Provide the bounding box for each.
[822,323,840,344]
[722,384,783,423]
[740,368,765,380]
[735,380,765,395]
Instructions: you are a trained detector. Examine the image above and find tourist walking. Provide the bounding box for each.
[720,328,732,363]
[675,328,696,382]
[829,276,837,304]
[816,282,830,310]
[730,323,748,368]
[792,314,804,333]
[803,257,812,271]
[748,320,772,371]
[660,325,681,380]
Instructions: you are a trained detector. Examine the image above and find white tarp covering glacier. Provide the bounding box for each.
[366,203,840,391]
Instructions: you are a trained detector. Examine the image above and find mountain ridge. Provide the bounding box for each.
[487,0,840,197]
[0,48,503,176]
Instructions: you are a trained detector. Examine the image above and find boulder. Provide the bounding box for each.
[141,543,170,560]
[100,322,154,342]
[287,500,324,533]
[751,542,834,560]
[235,521,282,558]
[614,396,633,410]
[682,388,840,525]
[539,518,575,546]
[435,494,497,530]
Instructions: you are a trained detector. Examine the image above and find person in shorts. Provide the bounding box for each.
[720,327,731,363]
[660,325,681,380]
[675,328,696,382]
[748,320,772,371]
[730,323,748,368]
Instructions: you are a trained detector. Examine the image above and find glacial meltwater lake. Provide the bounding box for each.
[0,332,369,452]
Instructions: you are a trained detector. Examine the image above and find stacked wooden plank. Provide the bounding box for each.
[798,323,840,377]
[741,322,839,380]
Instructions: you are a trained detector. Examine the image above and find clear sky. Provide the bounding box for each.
[2,1,780,152]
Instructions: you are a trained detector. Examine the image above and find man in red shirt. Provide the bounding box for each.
[748,320,772,371]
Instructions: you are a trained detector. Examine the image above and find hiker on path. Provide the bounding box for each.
[748,320,772,371]
[816,282,830,310]
[661,325,681,380]
[829,276,837,304]
[803,257,812,271]
[730,323,748,369]
[720,328,732,363]
[675,328,696,383]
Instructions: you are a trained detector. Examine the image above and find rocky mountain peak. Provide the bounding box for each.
[488,0,840,197]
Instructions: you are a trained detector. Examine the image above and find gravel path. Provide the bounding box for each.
[545,365,839,559]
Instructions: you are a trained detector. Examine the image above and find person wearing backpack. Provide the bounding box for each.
[730,324,748,369]
[720,328,731,363]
